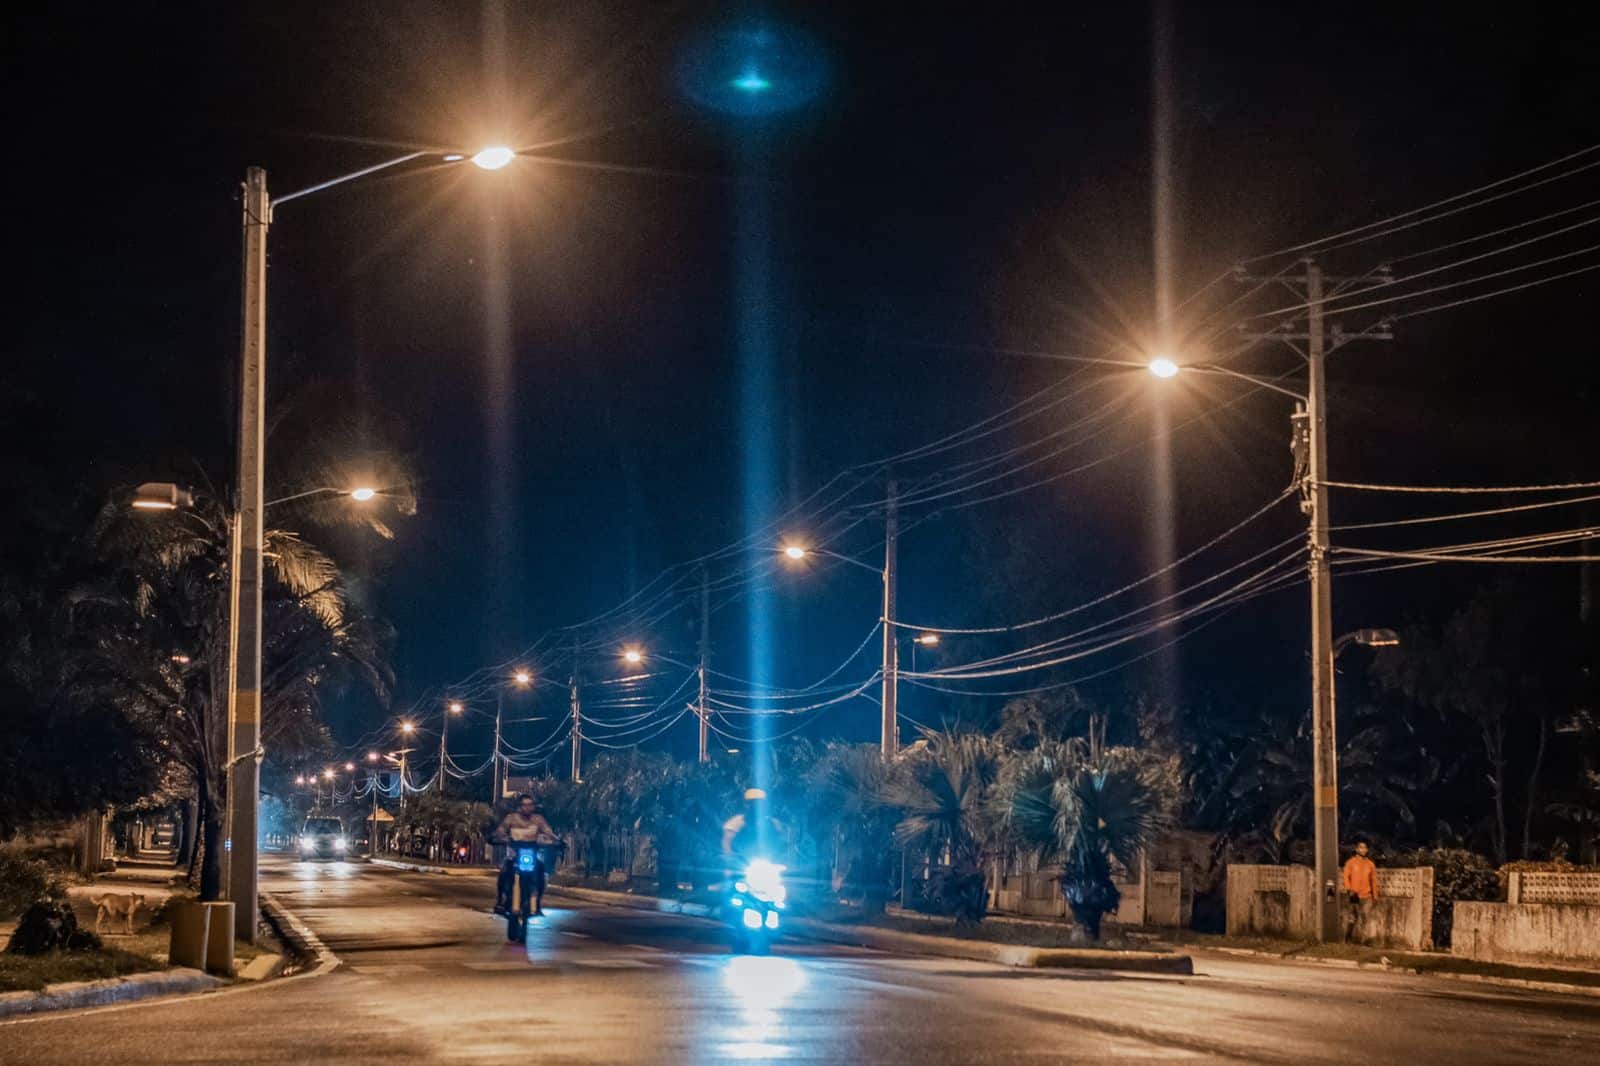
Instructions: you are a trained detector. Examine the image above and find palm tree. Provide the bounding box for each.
[998,728,1180,940]
[71,495,391,899]
[885,730,1002,923]
[806,743,903,912]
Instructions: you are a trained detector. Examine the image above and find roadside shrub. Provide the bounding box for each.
[0,850,65,920]
[908,867,988,924]
[1396,847,1499,948]
[5,899,102,955]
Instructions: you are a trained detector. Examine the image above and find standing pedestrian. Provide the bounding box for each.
[1341,838,1380,943]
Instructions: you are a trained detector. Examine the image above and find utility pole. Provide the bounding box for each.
[698,564,711,763]
[570,633,583,783]
[1303,261,1341,944]
[492,688,504,802]
[370,771,380,855]
[1239,258,1390,942]
[880,476,899,758]
[226,166,268,945]
[438,711,448,795]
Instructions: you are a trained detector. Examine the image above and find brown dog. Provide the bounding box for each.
[91,892,146,935]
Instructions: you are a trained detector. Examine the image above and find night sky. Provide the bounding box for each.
[5,3,1596,764]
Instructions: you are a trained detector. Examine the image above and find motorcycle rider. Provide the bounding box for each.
[492,793,559,918]
[721,787,780,879]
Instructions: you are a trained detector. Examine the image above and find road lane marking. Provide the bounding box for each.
[575,958,655,969]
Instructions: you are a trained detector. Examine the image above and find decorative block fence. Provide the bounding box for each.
[1454,872,1600,966]
[1226,864,1434,949]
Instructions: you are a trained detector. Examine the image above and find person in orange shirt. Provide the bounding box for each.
[1341,839,1380,942]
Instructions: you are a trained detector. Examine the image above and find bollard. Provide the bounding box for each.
[168,900,210,971]
[201,901,236,977]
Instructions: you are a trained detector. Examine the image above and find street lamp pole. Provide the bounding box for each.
[225,167,268,943]
[220,148,514,943]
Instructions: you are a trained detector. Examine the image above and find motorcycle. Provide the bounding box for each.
[726,858,786,954]
[501,841,554,943]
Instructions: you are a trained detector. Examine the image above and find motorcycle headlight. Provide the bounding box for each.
[743,859,786,901]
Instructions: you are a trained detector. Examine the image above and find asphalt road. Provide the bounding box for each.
[4,856,1597,1064]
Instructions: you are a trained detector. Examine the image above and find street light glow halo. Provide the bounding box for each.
[782,544,807,560]
[349,487,377,501]
[471,146,516,170]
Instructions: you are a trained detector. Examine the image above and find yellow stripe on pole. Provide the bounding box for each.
[235,689,261,723]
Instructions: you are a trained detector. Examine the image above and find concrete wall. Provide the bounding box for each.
[1225,864,1433,948]
[1453,900,1600,966]
[1226,864,1317,939]
[991,856,1191,928]
[1350,867,1434,950]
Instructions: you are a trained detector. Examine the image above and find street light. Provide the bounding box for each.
[367,751,380,763]
[205,147,513,942]
[349,487,378,502]
[513,669,533,687]
[343,761,355,772]
[471,145,517,171]
[1148,356,1179,379]
[622,646,644,665]
[1334,628,1399,656]
[779,536,900,755]
[400,721,416,735]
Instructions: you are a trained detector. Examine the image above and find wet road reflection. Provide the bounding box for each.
[720,955,807,1060]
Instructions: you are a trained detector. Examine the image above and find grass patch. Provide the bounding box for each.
[0,948,162,993]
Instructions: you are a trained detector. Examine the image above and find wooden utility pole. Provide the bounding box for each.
[880,477,900,757]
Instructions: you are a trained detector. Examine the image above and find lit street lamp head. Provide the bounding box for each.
[400,721,416,734]
[323,768,335,780]
[131,482,194,511]
[471,146,516,171]
[915,633,940,646]
[344,761,355,772]
[622,646,644,665]
[782,544,808,561]
[448,701,464,714]
[367,751,380,762]
[513,670,533,686]
[348,487,377,502]
[1148,357,1180,379]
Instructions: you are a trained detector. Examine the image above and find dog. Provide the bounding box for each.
[91,892,146,935]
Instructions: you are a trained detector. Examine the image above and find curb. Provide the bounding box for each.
[791,918,1194,974]
[370,858,497,878]
[259,894,339,977]
[551,883,715,918]
[0,968,221,1020]
[1189,945,1600,998]
[540,880,1191,974]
